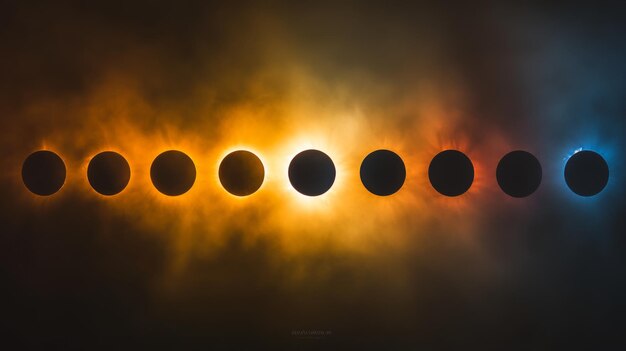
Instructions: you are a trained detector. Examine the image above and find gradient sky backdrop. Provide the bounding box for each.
[1,1,625,349]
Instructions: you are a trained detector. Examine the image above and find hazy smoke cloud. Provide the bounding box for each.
[1,1,625,348]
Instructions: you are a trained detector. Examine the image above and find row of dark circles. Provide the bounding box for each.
[21,148,609,198]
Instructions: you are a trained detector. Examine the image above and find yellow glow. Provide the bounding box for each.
[272,138,348,210]
[214,146,267,199]
[9,69,515,268]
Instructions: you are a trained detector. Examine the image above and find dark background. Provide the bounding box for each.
[1,1,625,349]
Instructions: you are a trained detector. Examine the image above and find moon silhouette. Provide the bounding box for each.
[428,150,474,197]
[22,150,66,196]
[288,149,336,196]
[564,150,609,197]
[360,149,406,196]
[150,150,196,196]
[87,151,131,196]
[496,150,542,198]
[219,150,265,196]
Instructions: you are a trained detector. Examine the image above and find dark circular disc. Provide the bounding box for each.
[22,150,66,196]
[360,149,406,196]
[496,150,542,198]
[87,151,131,196]
[428,149,474,197]
[564,150,609,197]
[150,150,196,196]
[219,150,265,196]
[288,149,336,196]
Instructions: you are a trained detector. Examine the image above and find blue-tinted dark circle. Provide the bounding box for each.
[564,150,609,197]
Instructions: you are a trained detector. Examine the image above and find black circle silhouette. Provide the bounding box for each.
[22,150,66,196]
[428,150,474,196]
[496,150,542,198]
[219,150,265,196]
[288,149,336,196]
[360,149,406,196]
[87,151,131,196]
[564,150,609,196]
[150,150,196,196]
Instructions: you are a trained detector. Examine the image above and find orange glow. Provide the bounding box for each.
[80,149,132,198]
[214,147,267,198]
[8,70,518,266]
